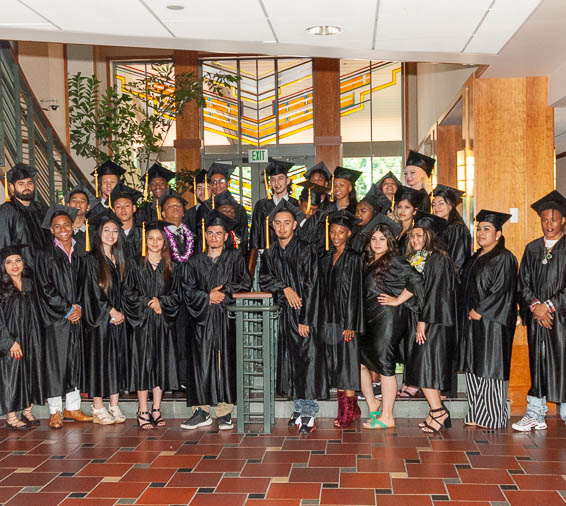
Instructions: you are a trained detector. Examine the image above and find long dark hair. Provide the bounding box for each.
[143,228,173,281]
[365,224,399,284]
[93,217,125,294]
[440,196,466,226]
[0,252,30,300]
[405,227,447,258]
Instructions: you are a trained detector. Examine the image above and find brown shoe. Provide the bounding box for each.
[63,409,93,422]
[48,411,63,429]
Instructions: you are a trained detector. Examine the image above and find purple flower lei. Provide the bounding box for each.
[163,224,194,263]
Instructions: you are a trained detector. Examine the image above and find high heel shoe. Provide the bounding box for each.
[21,407,40,426]
[137,411,154,430]
[333,391,346,427]
[421,406,451,433]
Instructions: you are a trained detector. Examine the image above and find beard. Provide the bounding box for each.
[14,189,34,201]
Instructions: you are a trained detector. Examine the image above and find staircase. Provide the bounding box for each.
[0,41,94,202]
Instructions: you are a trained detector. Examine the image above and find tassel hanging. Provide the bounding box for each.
[192,176,197,207]
[85,219,91,252]
[94,168,99,198]
[264,170,271,199]
[330,174,335,202]
[201,218,206,252]
[212,194,215,210]
[141,222,147,257]
[306,187,312,214]
[107,192,112,210]
[143,171,149,201]
[325,215,330,251]
[156,200,162,221]
[204,178,209,201]
[59,192,65,205]
[4,173,11,203]
[265,216,270,249]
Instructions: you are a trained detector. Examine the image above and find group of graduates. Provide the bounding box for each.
[0,149,565,435]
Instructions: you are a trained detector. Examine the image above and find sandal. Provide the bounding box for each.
[108,405,126,424]
[369,410,382,420]
[137,411,154,430]
[397,386,422,398]
[21,406,40,426]
[151,408,166,427]
[421,406,452,433]
[363,418,395,430]
[92,406,115,425]
[6,415,30,431]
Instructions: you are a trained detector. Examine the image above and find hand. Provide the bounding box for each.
[536,312,554,329]
[209,285,225,305]
[298,324,310,338]
[378,293,400,306]
[532,302,550,319]
[109,308,125,325]
[10,341,22,359]
[415,321,427,345]
[468,309,482,321]
[68,304,82,324]
[148,297,162,314]
[342,329,355,342]
[284,287,302,310]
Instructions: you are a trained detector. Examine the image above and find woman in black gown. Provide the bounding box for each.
[395,186,419,257]
[331,166,362,214]
[402,150,435,213]
[124,224,179,429]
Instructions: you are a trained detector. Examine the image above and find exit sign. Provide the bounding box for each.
[248,149,268,163]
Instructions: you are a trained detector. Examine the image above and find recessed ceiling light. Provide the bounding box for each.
[166,4,184,10]
[305,25,342,36]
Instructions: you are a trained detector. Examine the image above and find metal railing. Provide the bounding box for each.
[0,41,94,203]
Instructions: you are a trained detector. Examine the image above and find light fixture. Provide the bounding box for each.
[305,25,342,36]
[166,4,184,10]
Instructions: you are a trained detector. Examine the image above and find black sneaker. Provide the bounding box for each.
[180,408,212,430]
[373,382,382,399]
[217,413,234,430]
[356,391,365,401]
[298,416,315,433]
[288,411,301,427]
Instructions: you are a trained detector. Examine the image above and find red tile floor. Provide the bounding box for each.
[0,416,565,505]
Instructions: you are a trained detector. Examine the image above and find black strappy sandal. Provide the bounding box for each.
[21,407,40,426]
[137,411,154,430]
[421,406,452,433]
[6,415,31,431]
[151,408,166,427]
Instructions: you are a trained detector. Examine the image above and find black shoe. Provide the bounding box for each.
[288,411,301,427]
[217,413,234,430]
[356,391,365,401]
[180,408,212,430]
[298,416,315,433]
[373,382,382,399]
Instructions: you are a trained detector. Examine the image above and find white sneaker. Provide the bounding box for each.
[108,405,126,424]
[512,415,547,432]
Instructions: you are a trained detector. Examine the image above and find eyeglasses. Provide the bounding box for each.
[210,179,227,186]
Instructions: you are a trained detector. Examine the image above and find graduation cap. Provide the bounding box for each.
[265,159,294,177]
[367,212,403,238]
[207,162,234,181]
[109,183,143,207]
[6,162,37,184]
[375,171,402,192]
[413,211,448,236]
[530,190,566,217]
[328,210,361,230]
[304,161,332,182]
[332,166,363,184]
[297,181,328,211]
[204,209,238,231]
[395,186,421,208]
[475,209,511,231]
[268,199,305,224]
[405,150,435,177]
[41,204,79,229]
[433,184,465,206]
[141,163,175,200]
[65,184,98,210]
[212,189,238,209]
[0,244,30,263]
[362,186,393,215]
[90,160,125,199]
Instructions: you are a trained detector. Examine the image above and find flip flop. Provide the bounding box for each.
[397,388,422,398]
[363,418,394,430]
[369,410,382,420]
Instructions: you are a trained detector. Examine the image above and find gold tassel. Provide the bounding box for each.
[212,194,215,210]
[85,219,91,252]
[264,170,271,199]
[204,178,209,200]
[306,187,312,214]
[192,176,197,207]
[156,200,162,221]
[325,215,329,251]
[4,173,10,203]
[141,222,146,257]
[107,192,112,210]
[201,218,206,252]
[144,171,149,201]
[330,174,335,202]
[265,216,270,249]
[94,168,99,198]
[59,192,65,205]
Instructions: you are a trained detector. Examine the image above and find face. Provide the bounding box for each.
[162,197,184,223]
[113,198,136,224]
[11,178,34,201]
[196,183,206,202]
[210,173,228,195]
[149,177,168,199]
[101,175,119,198]
[272,211,297,240]
[298,200,318,218]
[396,199,416,223]
[309,171,328,187]
[432,196,452,220]
[270,174,290,196]
[333,178,352,200]
[476,222,501,249]
[206,225,228,249]
[330,223,351,248]
[409,227,426,251]
[101,221,119,247]
[4,254,23,277]
[147,229,165,254]
[370,230,388,256]
[403,166,426,188]
[540,209,566,240]
[355,202,374,226]
[68,192,90,216]
[50,214,73,243]
[217,204,236,220]
[380,177,398,199]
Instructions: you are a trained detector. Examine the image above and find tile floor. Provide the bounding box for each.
[0,416,565,505]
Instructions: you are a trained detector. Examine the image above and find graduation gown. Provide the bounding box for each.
[72,228,88,257]
[361,256,422,376]
[259,236,329,400]
[405,252,457,390]
[135,200,159,226]
[80,253,129,397]
[460,243,518,381]
[414,189,431,213]
[123,259,179,392]
[441,221,472,273]
[296,210,329,256]
[122,226,143,259]
[319,248,364,390]
[0,278,45,413]
[177,248,251,406]
[519,235,566,402]
[35,243,84,399]
[250,197,299,250]
[397,232,410,257]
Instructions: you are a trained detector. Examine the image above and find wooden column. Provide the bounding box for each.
[473,76,554,412]
[313,58,342,169]
[436,124,461,188]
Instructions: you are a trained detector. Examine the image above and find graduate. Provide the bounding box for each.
[295,181,329,254]
[0,245,44,429]
[136,163,175,225]
[0,163,49,265]
[111,185,144,259]
[350,188,391,254]
[64,184,98,256]
[90,160,125,207]
[394,186,419,257]
[360,216,422,430]
[460,210,517,429]
[259,200,329,433]
[331,166,362,214]
[183,168,208,234]
[404,213,457,432]
[160,190,194,264]
[319,210,364,428]
[515,191,566,431]
[403,150,435,213]
[374,171,402,207]
[123,223,179,429]
[36,205,92,429]
[80,216,128,425]
[304,161,333,210]
[208,190,249,258]
[432,184,472,273]
[177,210,251,430]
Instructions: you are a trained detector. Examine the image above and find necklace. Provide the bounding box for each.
[542,246,553,265]
[163,224,194,263]
[409,250,430,273]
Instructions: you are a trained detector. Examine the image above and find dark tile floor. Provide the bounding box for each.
[0,416,565,505]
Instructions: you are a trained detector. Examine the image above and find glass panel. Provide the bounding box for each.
[340,60,372,144]
[370,62,403,143]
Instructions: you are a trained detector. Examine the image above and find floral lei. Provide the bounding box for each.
[409,250,430,273]
[163,224,194,263]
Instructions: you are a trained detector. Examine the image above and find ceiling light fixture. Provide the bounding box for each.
[166,4,184,10]
[305,25,342,36]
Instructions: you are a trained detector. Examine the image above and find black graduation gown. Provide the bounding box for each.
[123,259,179,392]
[35,244,84,398]
[177,248,251,406]
[460,244,518,381]
[122,226,143,260]
[135,200,158,226]
[361,256,422,376]
[250,197,299,250]
[319,249,364,390]
[441,221,472,273]
[73,228,87,257]
[405,252,457,390]
[259,236,329,400]
[519,236,566,402]
[296,210,329,256]
[0,278,45,413]
[80,253,129,397]
[397,232,410,257]
[414,189,431,213]
[349,225,367,255]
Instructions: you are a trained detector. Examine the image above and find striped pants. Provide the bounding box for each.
[465,373,509,429]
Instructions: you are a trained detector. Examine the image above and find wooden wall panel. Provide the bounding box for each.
[436,124,461,188]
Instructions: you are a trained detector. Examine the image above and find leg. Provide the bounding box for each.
[136,390,153,430]
[21,403,39,425]
[364,374,396,429]
[297,399,318,433]
[513,395,548,431]
[560,403,566,424]
[64,389,92,422]
[108,393,126,423]
[151,387,165,426]
[421,388,450,432]
[181,405,212,430]
[47,397,63,429]
[361,365,381,415]
[214,403,235,430]
[5,411,29,431]
[92,397,115,425]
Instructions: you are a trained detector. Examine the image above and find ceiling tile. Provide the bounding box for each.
[0,0,56,29]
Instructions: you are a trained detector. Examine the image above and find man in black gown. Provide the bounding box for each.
[515,190,566,431]
[304,161,333,211]
[136,163,175,225]
[65,184,98,256]
[111,186,143,259]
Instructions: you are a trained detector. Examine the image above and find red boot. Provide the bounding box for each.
[336,395,360,428]
[334,390,346,427]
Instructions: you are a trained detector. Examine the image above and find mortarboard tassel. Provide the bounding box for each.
[94,168,99,198]
[306,187,312,214]
[192,176,197,207]
[325,215,330,251]
[264,170,271,199]
[212,194,215,210]
[265,216,270,249]
[143,171,149,201]
[59,192,65,205]
[107,191,112,210]
[156,199,162,221]
[141,222,147,257]
[4,173,10,203]
[204,178,209,201]
[330,174,335,202]
[201,218,206,252]
[85,219,91,252]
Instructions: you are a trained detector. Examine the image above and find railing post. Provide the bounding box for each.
[47,126,55,203]
[62,154,68,193]
[0,67,4,167]
[25,94,34,167]
[11,60,22,163]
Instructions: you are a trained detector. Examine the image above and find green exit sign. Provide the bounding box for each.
[248,149,268,163]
